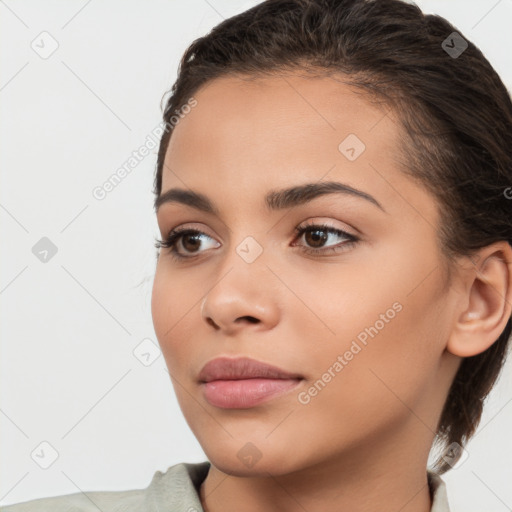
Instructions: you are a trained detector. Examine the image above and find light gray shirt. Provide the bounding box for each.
[0,461,451,511]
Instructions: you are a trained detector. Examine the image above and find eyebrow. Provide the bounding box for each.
[154,181,386,214]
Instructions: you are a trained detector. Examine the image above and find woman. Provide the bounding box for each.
[3,0,511,510]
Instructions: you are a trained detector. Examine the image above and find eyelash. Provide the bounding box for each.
[154,222,359,262]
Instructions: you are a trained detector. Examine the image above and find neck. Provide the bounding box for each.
[199,433,434,512]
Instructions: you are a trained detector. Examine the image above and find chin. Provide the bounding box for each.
[207,454,297,477]
[200,436,306,477]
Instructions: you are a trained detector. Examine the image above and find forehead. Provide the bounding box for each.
[161,72,435,222]
[165,72,395,167]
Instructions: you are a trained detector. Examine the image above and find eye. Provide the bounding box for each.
[291,222,359,256]
[154,227,220,261]
[155,221,359,261]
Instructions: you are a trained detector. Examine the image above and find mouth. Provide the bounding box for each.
[200,377,303,409]
[198,356,304,409]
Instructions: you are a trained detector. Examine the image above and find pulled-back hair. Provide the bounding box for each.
[153,0,512,474]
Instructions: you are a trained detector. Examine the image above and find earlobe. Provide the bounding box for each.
[447,242,512,358]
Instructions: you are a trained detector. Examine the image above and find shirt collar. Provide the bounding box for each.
[428,471,451,512]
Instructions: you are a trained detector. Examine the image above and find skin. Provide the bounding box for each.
[151,72,512,512]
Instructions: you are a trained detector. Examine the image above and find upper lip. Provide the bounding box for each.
[198,356,303,383]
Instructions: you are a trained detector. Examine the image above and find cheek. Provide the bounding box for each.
[289,303,440,451]
[278,257,405,359]
[290,247,448,414]
[151,265,171,344]
[152,262,202,332]
[151,265,195,371]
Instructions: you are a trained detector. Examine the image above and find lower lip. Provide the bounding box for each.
[201,378,302,409]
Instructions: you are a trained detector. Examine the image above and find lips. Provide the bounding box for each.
[198,356,303,383]
[198,356,304,409]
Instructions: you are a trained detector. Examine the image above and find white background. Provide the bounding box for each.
[1,0,511,510]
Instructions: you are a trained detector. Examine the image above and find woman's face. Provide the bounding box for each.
[152,73,462,476]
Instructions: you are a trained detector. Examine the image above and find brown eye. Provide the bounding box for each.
[292,223,359,256]
[180,233,203,253]
[303,228,329,248]
[154,228,220,260]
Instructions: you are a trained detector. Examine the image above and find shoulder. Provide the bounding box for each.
[0,488,144,512]
[0,461,211,512]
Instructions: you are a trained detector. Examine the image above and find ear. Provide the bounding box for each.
[447,241,512,358]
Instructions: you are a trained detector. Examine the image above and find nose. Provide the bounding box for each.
[204,313,260,330]
[200,266,281,336]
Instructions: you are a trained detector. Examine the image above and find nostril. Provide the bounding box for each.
[238,316,259,324]
[206,318,219,329]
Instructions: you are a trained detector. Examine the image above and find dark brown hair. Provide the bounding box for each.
[153,0,512,473]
